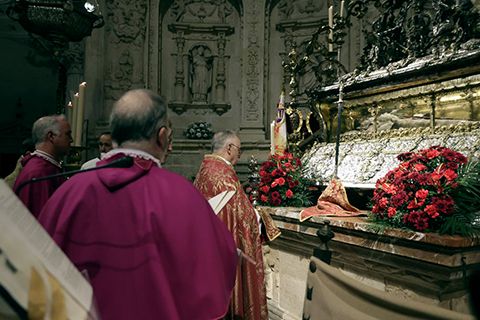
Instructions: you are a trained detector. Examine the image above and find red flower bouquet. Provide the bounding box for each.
[257,152,312,207]
[371,146,480,235]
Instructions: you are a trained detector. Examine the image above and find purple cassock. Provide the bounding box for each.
[38,152,238,320]
[13,152,65,218]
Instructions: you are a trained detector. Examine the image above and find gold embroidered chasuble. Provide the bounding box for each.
[194,155,269,320]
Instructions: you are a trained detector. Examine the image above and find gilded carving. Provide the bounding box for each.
[104,0,147,100]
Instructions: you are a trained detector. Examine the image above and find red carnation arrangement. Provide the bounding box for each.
[257,152,312,207]
[371,146,480,235]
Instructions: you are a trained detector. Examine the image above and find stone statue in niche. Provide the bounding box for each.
[189,45,213,103]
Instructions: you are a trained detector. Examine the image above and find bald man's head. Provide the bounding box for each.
[110,89,168,146]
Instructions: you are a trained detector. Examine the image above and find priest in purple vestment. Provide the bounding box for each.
[38,89,238,320]
[13,115,72,218]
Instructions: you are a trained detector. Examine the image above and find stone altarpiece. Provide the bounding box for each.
[82,0,361,178]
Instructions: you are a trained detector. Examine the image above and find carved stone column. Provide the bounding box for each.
[215,33,226,104]
[64,41,84,116]
[173,33,186,103]
[240,0,266,140]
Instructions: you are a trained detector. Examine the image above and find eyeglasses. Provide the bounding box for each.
[229,144,242,155]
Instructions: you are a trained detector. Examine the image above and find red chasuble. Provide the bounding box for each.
[13,153,65,218]
[194,155,269,320]
[38,153,238,320]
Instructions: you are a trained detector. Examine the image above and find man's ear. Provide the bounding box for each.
[157,126,168,150]
[47,131,55,143]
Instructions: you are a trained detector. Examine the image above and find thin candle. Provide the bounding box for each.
[75,82,87,146]
[328,5,334,52]
[71,93,79,146]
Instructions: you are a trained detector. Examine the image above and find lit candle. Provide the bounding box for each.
[270,121,275,155]
[340,1,345,18]
[328,5,334,52]
[75,82,87,146]
[71,93,79,146]
[66,101,73,126]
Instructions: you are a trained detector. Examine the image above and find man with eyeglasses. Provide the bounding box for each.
[80,132,114,170]
[13,115,72,218]
[194,130,269,320]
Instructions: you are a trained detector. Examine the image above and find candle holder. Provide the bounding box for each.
[248,155,261,206]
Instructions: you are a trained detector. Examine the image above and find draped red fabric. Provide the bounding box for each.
[300,178,367,221]
[195,155,269,320]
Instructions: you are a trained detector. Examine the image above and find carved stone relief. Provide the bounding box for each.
[171,0,233,23]
[104,0,147,103]
[277,0,324,20]
[242,0,263,124]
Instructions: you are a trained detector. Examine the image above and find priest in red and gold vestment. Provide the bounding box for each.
[195,130,270,320]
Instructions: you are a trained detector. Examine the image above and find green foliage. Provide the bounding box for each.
[441,161,480,236]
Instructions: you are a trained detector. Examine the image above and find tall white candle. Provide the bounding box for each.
[75,82,87,146]
[340,1,345,18]
[328,5,334,52]
[71,93,79,146]
[66,101,73,127]
[270,121,275,155]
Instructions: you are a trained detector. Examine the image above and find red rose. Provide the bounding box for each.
[431,171,442,182]
[387,207,397,218]
[271,198,282,206]
[414,163,427,171]
[415,189,429,200]
[382,183,397,195]
[260,185,270,193]
[271,177,286,187]
[426,149,441,159]
[424,204,439,218]
[260,194,268,202]
[443,169,457,181]
[286,189,294,198]
[378,197,388,208]
[414,217,429,231]
[270,191,280,199]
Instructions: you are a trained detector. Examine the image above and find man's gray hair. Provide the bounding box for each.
[31,115,67,146]
[110,89,168,145]
[212,130,238,152]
